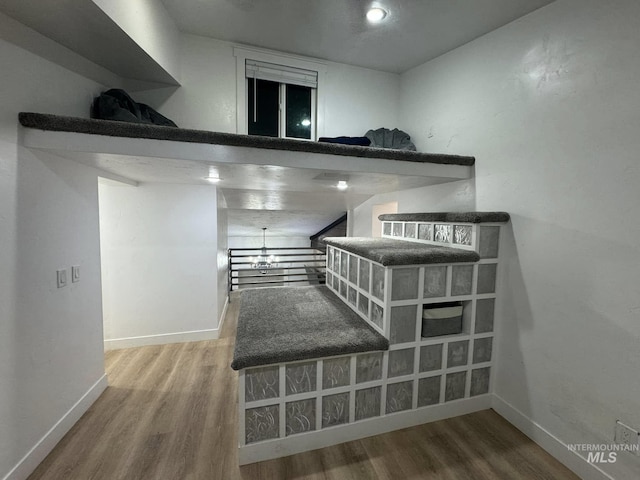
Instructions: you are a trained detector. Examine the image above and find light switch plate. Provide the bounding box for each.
[72,265,80,283]
[57,269,67,288]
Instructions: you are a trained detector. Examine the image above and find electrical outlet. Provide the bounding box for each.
[72,265,80,283]
[615,420,640,455]
[56,269,67,288]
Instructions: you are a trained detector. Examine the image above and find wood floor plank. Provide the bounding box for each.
[28,294,579,480]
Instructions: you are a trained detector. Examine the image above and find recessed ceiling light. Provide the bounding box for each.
[206,166,221,183]
[366,7,387,23]
[337,180,348,190]
[205,176,221,183]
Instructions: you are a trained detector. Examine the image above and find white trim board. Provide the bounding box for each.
[2,375,108,480]
[104,328,221,351]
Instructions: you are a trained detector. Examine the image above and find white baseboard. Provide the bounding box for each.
[492,394,615,480]
[3,375,108,480]
[240,395,491,465]
[104,327,221,350]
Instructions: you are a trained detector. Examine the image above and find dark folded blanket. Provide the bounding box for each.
[319,136,371,146]
[91,88,177,127]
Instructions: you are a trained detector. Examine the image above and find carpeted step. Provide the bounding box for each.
[378,212,510,223]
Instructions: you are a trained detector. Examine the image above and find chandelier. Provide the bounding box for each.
[250,227,278,273]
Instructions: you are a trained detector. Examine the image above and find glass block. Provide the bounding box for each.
[383,222,392,236]
[386,381,413,414]
[434,224,452,243]
[391,268,419,301]
[389,305,417,344]
[473,337,493,364]
[348,286,357,307]
[334,250,340,275]
[370,302,384,328]
[453,225,472,246]
[326,272,333,289]
[477,264,497,294]
[359,259,370,292]
[339,279,347,298]
[340,251,347,277]
[348,255,358,284]
[445,372,466,402]
[328,247,333,271]
[470,367,491,396]
[479,226,500,259]
[356,352,383,383]
[418,376,441,407]
[404,223,416,239]
[388,348,415,378]
[357,293,369,317]
[418,224,432,241]
[286,399,315,436]
[392,223,403,237]
[245,366,279,402]
[322,392,349,428]
[419,344,443,372]
[447,340,469,368]
[451,265,473,296]
[423,266,447,298]
[371,264,385,301]
[475,298,495,333]
[245,405,279,444]
[355,387,381,421]
[322,356,350,389]
[286,361,316,395]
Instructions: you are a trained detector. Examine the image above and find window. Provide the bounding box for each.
[245,60,317,140]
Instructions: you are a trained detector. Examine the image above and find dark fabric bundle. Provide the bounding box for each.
[318,136,371,146]
[91,89,177,127]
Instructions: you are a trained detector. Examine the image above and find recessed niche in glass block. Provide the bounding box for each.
[245,365,279,402]
[404,223,416,239]
[356,352,383,383]
[348,255,358,284]
[383,222,392,236]
[286,399,315,436]
[418,224,433,241]
[418,376,441,407]
[371,302,384,329]
[470,367,491,396]
[348,286,357,307]
[451,265,474,296]
[391,268,419,301]
[386,381,413,414]
[475,298,495,333]
[392,223,403,237]
[245,405,279,444]
[339,279,347,298]
[473,337,493,364]
[322,392,349,428]
[322,356,350,389]
[447,340,469,368]
[445,372,466,402]
[434,224,452,243]
[423,266,447,298]
[453,225,472,246]
[419,344,443,372]
[355,386,381,421]
[388,348,415,378]
[371,264,385,301]
[390,305,417,344]
[340,251,348,277]
[477,264,497,294]
[479,226,500,259]
[357,293,369,317]
[359,259,370,292]
[286,361,316,395]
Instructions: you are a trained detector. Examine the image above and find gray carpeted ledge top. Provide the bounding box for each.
[324,237,479,266]
[378,212,510,223]
[18,112,475,166]
[231,286,388,370]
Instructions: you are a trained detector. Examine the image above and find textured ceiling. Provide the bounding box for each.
[160,0,554,73]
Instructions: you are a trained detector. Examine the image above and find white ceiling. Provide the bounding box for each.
[161,0,554,73]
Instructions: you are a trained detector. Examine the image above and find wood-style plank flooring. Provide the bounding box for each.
[29,296,578,480]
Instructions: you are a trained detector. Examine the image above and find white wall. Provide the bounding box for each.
[354,0,640,477]
[216,189,229,321]
[0,37,106,479]
[99,182,224,348]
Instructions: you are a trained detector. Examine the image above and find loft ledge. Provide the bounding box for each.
[378,212,510,224]
[324,237,480,266]
[18,113,475,166]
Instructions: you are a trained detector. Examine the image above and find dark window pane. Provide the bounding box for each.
[248,79,279,137]
[286,84,312,139]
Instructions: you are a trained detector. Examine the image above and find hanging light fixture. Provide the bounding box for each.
[250,227,278,273]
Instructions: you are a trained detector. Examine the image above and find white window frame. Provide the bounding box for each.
[234,46,327,139]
